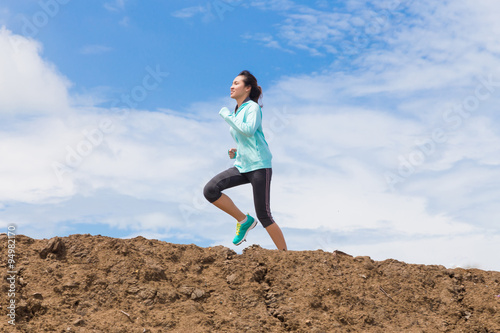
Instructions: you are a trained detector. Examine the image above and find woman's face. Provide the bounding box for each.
[230,75,251,100]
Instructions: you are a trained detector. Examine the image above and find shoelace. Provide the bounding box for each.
[235,223,242,236]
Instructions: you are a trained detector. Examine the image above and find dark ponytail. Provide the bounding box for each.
[237,70,263,108]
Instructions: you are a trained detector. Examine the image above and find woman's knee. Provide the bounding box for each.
[255,211,275,228]
[259,216,275,228]
[203,182,221,203]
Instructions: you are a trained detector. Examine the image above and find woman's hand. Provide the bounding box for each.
[228,148,237,159]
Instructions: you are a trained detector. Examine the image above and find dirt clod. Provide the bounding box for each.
[38,236,65,260]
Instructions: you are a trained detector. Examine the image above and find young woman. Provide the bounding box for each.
[203,70,287,251]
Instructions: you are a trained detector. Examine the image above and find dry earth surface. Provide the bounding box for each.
[1,233,500,332]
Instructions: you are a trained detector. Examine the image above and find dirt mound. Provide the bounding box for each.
[1,233,499,332]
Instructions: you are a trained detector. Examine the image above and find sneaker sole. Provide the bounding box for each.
[233,219,257,246]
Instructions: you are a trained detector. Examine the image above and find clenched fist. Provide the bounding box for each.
[228,148,237,159]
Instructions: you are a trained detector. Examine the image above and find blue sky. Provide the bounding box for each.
[1,0,500,271]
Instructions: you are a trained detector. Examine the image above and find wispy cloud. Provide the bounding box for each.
[119,16,130,27]
[244,1,414,57]
[79,44,113,55]
[104,0,126,12]
[171,6,208,19]
[250,0,297,12]
[171,1,248,23]
[241,32,293,53]
[0,7,10,26]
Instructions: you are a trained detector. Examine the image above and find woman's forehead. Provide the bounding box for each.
[233,75,244,83]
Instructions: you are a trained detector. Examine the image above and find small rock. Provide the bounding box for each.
[191,289,205,300]
[73,318,85,326]
[62,282,80,290]
[178,286,194,296]
[39,237,65,259]
[137,288,157,301]
[252,267,267,283]
[167,290,179,302]
[143,265,167,282]
[333,250,352,258]
[126,285,141,295]
[226,274,238,283]
[364,261,376,270]
[33,292,43,300]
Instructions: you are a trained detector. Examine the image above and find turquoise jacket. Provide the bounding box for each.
[219,99,272,173]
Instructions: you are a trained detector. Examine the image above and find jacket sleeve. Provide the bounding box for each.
[219,103,261,137]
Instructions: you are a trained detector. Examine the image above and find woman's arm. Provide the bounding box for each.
[219,103,261,137]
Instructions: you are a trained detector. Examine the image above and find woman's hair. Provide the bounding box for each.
[236,70,263,110]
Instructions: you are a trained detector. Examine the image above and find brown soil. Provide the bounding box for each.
[1,233,499,332]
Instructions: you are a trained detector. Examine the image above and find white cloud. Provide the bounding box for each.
[0,27,228,206]
[0,116,77,203]
[322,231,500,271]
[246,0,500,72]
[237,0,500,270]
[0,27,71,115]
[244,0,413,56]
[62,110,228,201]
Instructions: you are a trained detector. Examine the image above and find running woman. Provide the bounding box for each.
[203,70,287,251]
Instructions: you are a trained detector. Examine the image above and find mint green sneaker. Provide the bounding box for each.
[232,214,257,246]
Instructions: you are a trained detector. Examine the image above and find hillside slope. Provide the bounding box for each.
[1,234,499,332]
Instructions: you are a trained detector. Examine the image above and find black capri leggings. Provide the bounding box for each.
[203,167,275,228]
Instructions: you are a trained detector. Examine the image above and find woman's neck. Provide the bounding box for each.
[236,95,251,109]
